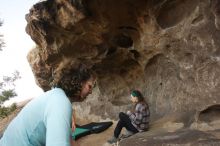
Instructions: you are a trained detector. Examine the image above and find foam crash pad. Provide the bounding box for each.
[72,121,113,140]
[72,128,90,140]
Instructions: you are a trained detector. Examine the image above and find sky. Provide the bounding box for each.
[0,0,44,106]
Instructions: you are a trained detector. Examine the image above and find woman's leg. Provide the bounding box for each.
[114,112,138,138]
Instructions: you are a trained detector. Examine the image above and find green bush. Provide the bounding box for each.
[0,103,17,119]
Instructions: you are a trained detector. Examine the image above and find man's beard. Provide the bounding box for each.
[70,94,87,102]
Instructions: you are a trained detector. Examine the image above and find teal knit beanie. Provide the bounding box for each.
[131,91,138,97]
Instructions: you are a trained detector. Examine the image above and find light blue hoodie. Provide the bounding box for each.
[0,88,72,146]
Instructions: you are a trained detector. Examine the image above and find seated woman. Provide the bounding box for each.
[107,90,150,144]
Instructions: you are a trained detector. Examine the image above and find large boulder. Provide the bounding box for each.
[26,0,220,131]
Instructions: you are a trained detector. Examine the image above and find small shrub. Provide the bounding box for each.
[0,103,17,119]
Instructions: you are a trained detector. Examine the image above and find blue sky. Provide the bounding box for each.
[0,0,43,105]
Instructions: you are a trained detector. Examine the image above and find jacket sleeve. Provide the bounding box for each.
[129,103,147,125]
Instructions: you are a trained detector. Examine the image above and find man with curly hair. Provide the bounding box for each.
[0,60,96,146]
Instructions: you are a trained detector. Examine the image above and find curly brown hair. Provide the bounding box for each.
[51,60,94,102]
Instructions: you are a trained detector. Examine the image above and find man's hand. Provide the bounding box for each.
[72,111,76,132]
[72,121,76,132]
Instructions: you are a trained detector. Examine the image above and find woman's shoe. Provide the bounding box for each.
[107,136,118,144]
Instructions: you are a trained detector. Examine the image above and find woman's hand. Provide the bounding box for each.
[127,110,132,115]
